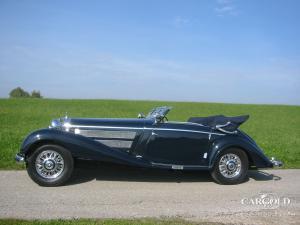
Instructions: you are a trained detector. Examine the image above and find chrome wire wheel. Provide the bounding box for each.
[218,153,242,178]
[35,150,65,179]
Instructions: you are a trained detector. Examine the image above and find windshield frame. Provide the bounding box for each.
[146,106,172,119]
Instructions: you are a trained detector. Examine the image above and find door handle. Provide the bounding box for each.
[151,131,158,136]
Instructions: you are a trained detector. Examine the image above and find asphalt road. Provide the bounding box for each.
[0,162,299,225]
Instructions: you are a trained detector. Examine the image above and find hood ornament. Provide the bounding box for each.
[59,112,68,123]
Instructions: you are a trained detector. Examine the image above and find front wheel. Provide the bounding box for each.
[210,148,248,185]
[27,144,74,186]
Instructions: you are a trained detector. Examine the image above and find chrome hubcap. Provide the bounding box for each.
[44,160,55,170]
[219,153,241,178]
[35,150,64,179]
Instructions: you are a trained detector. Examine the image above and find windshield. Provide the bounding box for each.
[146,106,172,119]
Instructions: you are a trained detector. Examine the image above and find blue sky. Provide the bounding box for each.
[0,0,299,105]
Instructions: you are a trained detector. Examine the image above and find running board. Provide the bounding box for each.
[151,162,207,170]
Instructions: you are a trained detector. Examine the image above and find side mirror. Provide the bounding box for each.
[137,113,145,119]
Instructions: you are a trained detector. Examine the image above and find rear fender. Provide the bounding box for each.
[208,135,273,169]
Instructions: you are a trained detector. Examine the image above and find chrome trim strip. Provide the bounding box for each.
[64,123,144,130]
[216,127,237,134]
[167,121,206,127]
[216,122,237,134]
[151,162,206,168]
[95,139,133,148]
[64,124,225,136]
[172,165,183,170]
[153,128,224,136]
[78,129,136,139]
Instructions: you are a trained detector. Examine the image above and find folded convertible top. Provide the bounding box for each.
[188,115,249,132]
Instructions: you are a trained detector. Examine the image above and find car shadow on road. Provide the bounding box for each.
[66,160,281,186]
[67,160,212,185]
[248,170,281,181]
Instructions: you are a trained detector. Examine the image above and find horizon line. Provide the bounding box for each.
[1,97,299,107]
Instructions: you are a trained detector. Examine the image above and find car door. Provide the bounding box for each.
[145,122,211,165]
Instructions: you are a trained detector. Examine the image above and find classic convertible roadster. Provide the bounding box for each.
[15,106,282,186]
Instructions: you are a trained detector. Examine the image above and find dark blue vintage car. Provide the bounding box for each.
[15,106,282,186]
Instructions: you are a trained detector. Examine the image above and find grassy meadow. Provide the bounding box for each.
[0,98,299,169]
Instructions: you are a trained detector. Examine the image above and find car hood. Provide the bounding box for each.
[51,117,153,129]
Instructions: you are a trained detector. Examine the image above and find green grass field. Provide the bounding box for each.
[0,98,299,169]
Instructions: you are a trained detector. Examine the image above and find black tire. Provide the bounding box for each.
[210,148,248,185]
[26,144,74,187]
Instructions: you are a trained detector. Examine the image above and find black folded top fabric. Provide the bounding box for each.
[188,115,249,132]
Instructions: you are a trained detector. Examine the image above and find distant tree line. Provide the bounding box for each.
[9,87,43,98]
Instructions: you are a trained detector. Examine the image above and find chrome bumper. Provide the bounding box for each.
[15,153,25,163]
[270,157,283,167]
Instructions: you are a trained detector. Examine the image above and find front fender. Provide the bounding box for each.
[208,133,273,169]
[20,128,150,167]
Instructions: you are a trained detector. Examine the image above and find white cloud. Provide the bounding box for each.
[215,6,234,13]
[217,0,232,4]
[172,16,190,28]
[0,45,299,105]
[215,0,239,16]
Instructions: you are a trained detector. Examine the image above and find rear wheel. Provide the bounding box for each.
[210,148,248,185]
[27,144,74,186]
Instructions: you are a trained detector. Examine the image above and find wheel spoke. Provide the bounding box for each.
[35,150,65,179]
[218,153,242,178]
